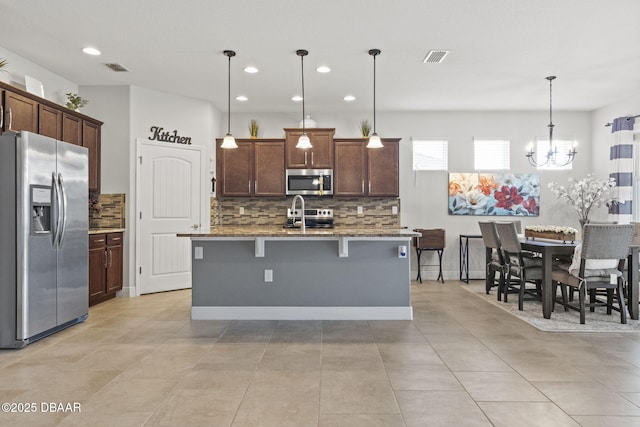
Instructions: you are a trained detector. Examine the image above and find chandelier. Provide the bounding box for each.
[526,76,577,167]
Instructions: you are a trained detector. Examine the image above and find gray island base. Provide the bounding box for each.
[180,228,419,320]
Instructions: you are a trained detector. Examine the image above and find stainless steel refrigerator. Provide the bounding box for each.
[0,131,89,349]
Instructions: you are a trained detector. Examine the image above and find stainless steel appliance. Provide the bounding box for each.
[285,169,333,196]
[286,208,334,228]
[0,131,89,349]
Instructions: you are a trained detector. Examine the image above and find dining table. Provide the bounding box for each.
[518,239,639,320]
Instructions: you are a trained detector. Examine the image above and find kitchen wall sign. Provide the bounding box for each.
[148,126,192,145]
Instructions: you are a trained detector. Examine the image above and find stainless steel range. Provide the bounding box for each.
[286,208,334,228]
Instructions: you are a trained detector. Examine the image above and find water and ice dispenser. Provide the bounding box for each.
[31,185,52,234]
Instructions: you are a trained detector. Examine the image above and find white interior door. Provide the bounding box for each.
[137,141,203,294]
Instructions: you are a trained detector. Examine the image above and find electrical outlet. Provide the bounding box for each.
[194,247,203,259]
[264,269,273,282]
[392,206,398,215]
[357,206,363,215]
[398,245,407,258]
[239,207,245,215]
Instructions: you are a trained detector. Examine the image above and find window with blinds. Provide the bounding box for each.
[474,139,510,170]
[412,140,448,171]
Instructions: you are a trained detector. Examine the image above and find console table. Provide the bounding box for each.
[459,234,482,283]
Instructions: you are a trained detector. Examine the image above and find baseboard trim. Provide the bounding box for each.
[191,306,413,320]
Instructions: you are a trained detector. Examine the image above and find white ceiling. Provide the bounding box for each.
[0,0,639,114]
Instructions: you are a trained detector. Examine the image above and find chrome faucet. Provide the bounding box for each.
[291,194,306,233]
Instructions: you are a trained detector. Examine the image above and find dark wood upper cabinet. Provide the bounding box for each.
[254,140,285,196]
[334,140,367,196]
[368,139,399,197]
[217,140,253,197]
[61,113,82,145]
[284,128,334,169]
[38,104,62,140]
[1,82,103,194]
[82,120,101,192]
[3,90,37,133]
[334,138,400,197]
[216,139,286,197]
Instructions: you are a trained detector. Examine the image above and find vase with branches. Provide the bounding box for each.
[248,120,259,138]
[548,174,617,228]
[359,120,371,137]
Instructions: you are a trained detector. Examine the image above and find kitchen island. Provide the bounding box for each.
[178,227,420,320]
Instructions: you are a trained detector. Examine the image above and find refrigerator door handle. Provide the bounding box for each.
[52,171,62,247]
[57,173,68,247]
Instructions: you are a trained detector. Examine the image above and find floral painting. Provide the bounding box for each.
[448,173,540,216]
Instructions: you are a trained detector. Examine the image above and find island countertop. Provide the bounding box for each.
[178,226,421,238]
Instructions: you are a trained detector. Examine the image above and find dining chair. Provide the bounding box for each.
[495,221,543,311]
[552,224,633,324]
[478,222,507,299]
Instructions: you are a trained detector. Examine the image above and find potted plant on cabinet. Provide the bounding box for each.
[359,120,371,137]
[249,119,259,138]
[65,92,89,111]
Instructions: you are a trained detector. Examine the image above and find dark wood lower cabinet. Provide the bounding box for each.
[89,232,123,306]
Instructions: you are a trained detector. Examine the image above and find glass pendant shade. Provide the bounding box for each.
[221,133,237,149]
[366,133,383,149]
[296,133,312,149]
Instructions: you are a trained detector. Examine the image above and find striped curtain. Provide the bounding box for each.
[609,117,636,223]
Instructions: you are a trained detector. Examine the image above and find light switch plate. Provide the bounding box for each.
[357,206,363,215]
[392,206,398,215]
[264,269,273,282]
[194,246,203,259]
[239,207,245,215]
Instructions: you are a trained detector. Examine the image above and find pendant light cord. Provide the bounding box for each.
[301,53,305,134]
[227,54,231,135]
[373,52,376,134]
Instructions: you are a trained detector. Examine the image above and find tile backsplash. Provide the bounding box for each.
[89,193,126,229]
[211,196,400,228]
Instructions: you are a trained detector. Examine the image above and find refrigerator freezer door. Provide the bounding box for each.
[56,140,89,324]
[17,132,58,339]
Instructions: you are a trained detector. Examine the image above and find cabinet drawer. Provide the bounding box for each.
[89,234,107,248]
[107,233,123,245]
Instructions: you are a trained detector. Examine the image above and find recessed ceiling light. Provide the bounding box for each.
[343,95,356,102]
[243,66,258,74]
[82,47,101,56]
[291,95,303,102]
[236,95,248,101]
[316,66,331,73]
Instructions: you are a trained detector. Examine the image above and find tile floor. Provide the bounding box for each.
[1,280,640,426]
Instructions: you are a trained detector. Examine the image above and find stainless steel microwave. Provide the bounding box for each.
[285,169,333,196]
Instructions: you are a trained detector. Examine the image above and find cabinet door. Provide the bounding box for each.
[4,90,37,133]
[367,139,399,197]
[307,129,334,168]
[284,129,335,169]
[254,141,285,196]
[82,120,101,193]
[106,233,123,293]
[38,104,62,140]
[285,130,309,168]
[61,113,82,145]
[88,236,107,303]
[217,140,253,196]
[334,140,366,196]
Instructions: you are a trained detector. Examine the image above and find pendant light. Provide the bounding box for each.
[296,49,312,149]
[220,50,238,149]
[525,76,577,167]
[367,49,383,149]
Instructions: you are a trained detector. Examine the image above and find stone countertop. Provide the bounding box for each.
[178,226,420,238]
[89,228,126,235]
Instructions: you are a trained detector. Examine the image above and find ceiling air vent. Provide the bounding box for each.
[105,63,129,72]
[423,50,449,64]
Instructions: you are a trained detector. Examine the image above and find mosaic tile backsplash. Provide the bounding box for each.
[211,197,400,228]
[89,193,126,229]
